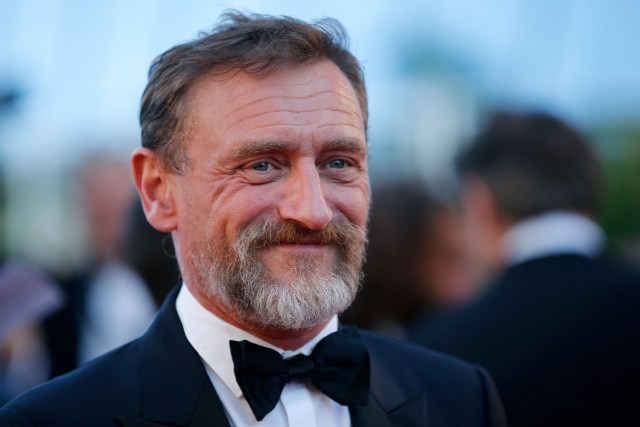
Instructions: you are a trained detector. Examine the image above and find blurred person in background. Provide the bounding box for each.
[341,178,477,338]
[0,88,66,399]
[122,198,180,308]
[412,111,640,427]
[44,153,157,377]
[0,261,63,403]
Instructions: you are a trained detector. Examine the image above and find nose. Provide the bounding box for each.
[277,161,332,230]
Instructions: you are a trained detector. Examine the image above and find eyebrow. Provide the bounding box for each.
[231,140,290,161]
[325,138,367,156]
[230,138,366,161]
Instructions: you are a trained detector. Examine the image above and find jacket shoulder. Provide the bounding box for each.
[360,329,487,387]
[358,329,507,426]
[0,340,143,427]
[361,329,474,368]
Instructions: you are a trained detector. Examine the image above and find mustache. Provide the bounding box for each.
[239,218,365,250]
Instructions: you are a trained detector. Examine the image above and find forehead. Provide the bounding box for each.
[183,61,366,153]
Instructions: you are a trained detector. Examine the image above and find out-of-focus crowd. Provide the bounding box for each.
[0,153,179,400]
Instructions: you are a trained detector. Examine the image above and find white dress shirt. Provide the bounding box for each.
[502,211,605,266]
[176,285,351,427]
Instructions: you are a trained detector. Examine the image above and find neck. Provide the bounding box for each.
[189,285,329,350]
[245,323,329,350]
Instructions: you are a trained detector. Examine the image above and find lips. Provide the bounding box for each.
[276,237,326,245]
[264,242,333,251]
[254,231,339,248]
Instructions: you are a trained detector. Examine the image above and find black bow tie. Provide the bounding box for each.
[229,326,370,421]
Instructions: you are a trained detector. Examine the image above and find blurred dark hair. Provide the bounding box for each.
[123,199,180,306]
[140,10,367,173]
[456,111,602,221]
[341,179,444,331]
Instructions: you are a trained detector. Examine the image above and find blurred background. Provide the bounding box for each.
[1,0,639,273]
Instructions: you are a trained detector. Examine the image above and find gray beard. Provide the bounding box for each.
[190,217,366,330]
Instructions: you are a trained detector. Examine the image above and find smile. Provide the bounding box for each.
[264,243,335,254]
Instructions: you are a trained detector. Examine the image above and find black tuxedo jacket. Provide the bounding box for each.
[412,254,640,427]
[1,287,506,427]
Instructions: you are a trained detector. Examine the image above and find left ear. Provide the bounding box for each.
[131,147,178,232]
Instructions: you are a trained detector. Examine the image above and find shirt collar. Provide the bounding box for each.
[503,211,605,265]
[175,284,339,398]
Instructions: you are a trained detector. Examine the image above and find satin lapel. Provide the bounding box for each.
[350,394,427,427]
[353,327,428,427]
[119,287,230,427]
[350,395,392,427]
[188,378,230,427]
[386,394,427,426]
[117,385,229,427]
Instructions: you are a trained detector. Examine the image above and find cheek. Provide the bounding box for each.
[217,188,275,235]
[331,186,370,227]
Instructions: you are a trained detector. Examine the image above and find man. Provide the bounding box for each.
[411,111,640,427]
[0,12,506,426]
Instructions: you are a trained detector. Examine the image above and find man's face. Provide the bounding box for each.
[170,60,370,330]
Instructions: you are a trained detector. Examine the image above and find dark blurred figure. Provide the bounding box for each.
[44,153,157,377]
[411,111,640,427]
[122,199,180,307]
[341,179,476,338]
[0,261,63,403]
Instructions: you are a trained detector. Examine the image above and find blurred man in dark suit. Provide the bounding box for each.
[412,111,640,427]
[1,12,506,427]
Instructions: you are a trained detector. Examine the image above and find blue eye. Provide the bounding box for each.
[252,161,271,171]
[328,159,347,169]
